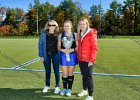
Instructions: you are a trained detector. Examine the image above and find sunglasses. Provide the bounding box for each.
[48,24,56,27]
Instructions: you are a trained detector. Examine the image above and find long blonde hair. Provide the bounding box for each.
[77,17,90,38]
[44,20,59,35]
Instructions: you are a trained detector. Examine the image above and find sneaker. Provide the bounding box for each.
[60,89,67,96]
[54,87,61,94]
[66,89,72,96]
[85,96,94,100]
[77,90,88,97]
[42,86,50,93]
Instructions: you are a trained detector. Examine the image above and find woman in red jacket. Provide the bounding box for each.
[77,17,98,100]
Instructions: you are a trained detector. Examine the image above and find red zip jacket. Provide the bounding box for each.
[78,28,98,62]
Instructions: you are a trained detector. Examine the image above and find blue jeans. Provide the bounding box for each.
[43,53,60,87]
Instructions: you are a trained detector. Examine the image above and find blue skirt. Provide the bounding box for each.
[60,51,78,66]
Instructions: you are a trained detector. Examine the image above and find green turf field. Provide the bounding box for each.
[0,38,140,100]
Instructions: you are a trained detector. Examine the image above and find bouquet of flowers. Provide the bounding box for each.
[62,37,73,61]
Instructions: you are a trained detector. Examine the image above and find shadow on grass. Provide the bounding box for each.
[0,88,81,100]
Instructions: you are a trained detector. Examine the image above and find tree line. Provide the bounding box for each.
[0,0,140,36]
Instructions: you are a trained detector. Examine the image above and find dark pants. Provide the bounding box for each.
[43,53,60,87]
[79,61,94,96]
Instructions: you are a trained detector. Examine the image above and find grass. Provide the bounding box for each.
[0,38,140,100]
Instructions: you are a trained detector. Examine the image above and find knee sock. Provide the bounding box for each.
[62,76,68,89]
[68,75,74,90]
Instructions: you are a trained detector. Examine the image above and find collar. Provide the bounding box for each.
[81,28,91,41]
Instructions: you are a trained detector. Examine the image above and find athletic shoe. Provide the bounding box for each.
[85,96,94,100]
[60,89,67,96]
[54,87,61,94]
[42,86,50,93]
[77,90,88,97]
[66,89,72,96]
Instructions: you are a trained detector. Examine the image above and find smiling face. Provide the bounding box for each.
[64,22,72,33]
[79,20,87,33]
[48,21,56,33]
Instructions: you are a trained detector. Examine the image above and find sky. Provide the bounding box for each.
[0,0,125,12]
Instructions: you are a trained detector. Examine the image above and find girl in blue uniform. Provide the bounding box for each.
[58,20,78,96]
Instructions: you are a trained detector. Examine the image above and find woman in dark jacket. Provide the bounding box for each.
[77,17,98,100]
[38,20,60,94]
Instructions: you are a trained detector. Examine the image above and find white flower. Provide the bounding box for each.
[62,37,73,49]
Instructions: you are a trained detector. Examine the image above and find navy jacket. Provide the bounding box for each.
[38,30,47,61]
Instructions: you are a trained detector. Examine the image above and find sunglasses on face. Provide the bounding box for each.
[48,24,56,27]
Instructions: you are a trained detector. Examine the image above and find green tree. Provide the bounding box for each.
[18,22,28,36]
[2,8,17,27]
[56,0,83,31]
[27,7,36,35]
[122,0,140,35]
[14,8,24,22]
[89,5,98,20]
[103,0,122,36]
[27,1,56,35]
[89,4,104,34]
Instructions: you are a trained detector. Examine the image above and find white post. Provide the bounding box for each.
[99,0,102,36]
[34,0,39,35]
[37,8,38,35]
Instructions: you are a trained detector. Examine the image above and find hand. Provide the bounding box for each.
[65,49,71,54]
[40,57,44,62]
[67,49,74,54]
[88,62,93,67]
[61,49,68,54]
[62,49,72,54]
